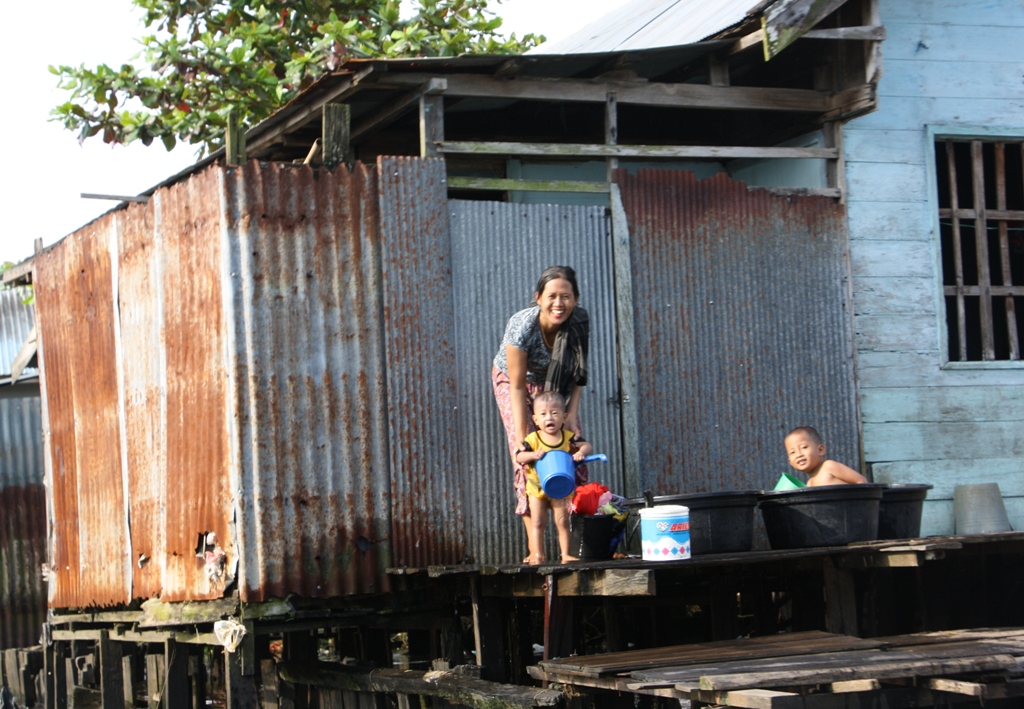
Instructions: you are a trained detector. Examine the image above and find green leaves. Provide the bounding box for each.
[50,0,544,156]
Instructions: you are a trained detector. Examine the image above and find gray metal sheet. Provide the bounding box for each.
[378,157,467,568]
[448,200,623,565]
[531,0,755,55]
[224,161,393,600]
[0,393,46,650]
[0,289,36,379]
[617,168,859,495]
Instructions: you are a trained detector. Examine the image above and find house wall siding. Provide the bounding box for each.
[845,0,1024,534]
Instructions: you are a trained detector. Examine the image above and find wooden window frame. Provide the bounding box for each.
[926,125,1024,369]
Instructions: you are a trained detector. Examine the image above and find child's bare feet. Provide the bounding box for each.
[560,554,579,563]
[523,553,545,565]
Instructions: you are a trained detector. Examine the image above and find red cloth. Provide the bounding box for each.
[573,482,610,516]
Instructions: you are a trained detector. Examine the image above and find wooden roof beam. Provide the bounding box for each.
[371,73,828,113]
[351,78,447,142]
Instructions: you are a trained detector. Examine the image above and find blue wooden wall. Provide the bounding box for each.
[844,0,1024,534]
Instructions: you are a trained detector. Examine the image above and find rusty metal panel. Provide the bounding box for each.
[116,201,167,602]
[0,289,36,380]
[152,170,234,602]
[447,199,623,565]
[377,157,466,568]
[223,161,392,599]
[112,169,236,605]
[35,219,130,608]
[0,393,46,650]
[617,168,859,495]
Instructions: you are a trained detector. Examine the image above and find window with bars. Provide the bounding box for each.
[935,139,1024,362]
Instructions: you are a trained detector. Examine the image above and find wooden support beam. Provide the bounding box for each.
[277,662,564,708]
[189,653,207,709]
[379,73,829,113]
[98,631,126,709]
[708,53,730,86]
[557,569,654,597]
[45,641,68,709]
[122,652,136,709]
[225,648,258,709]
[419,93,444,158]
[351,78,447,142]
[2,258,33,286]
[729,30,765,56]
[146,652,165,709]
[609,184,641,498]
[926,677,986,697]
[832,679,881,692]
[692,687,804,709]
[803,25,886,41]
[164,639,189,709]
[226,109,246,166]
[447,177,609,193]
[438,141,838,160]
[322,103,352,170]
[604,92,618,182]
[823,556,858,636]
[542,574,573,666]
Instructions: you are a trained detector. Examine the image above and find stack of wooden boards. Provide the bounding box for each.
[531,629,1024,708]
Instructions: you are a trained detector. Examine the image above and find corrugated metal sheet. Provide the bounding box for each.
[530,0,756,55]
[0,289,36,379]
[120,172,235,604]
[0,394,46,650]
[224,160,392,600]
[448,200,624,564]
[378,158,466,568]
[617,168,859,495]
[35,219,130,608]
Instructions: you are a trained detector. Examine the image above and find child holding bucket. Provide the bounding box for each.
[516,391,593,564]
[785,426,867,487]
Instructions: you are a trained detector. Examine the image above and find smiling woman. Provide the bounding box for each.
[491,266,591,561]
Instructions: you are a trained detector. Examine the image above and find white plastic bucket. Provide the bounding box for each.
[639,505,691,560]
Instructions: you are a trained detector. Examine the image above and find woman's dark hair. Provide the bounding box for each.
[534,266,579,299]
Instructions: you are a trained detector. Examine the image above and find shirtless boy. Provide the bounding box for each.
[784,426,867,486]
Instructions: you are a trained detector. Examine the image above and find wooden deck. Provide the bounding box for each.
[530,628,1024,708]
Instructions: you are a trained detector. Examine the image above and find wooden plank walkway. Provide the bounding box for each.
[532,628,1024,708]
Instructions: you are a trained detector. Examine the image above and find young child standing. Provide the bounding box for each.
[784,426,867,486]
[516,391,593,564]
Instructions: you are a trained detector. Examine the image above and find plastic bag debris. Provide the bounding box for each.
[214,619,247,653]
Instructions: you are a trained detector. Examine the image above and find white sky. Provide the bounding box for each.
[0,0,627,264]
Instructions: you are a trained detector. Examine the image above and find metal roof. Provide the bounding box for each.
[530,0,762,54]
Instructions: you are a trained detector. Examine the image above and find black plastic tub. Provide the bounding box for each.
[624,491,759,555]
[878,483,933,540]
[757,484,886,549]
[568,514,622,560]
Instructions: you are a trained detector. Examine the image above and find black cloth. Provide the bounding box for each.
[544,306,589,398]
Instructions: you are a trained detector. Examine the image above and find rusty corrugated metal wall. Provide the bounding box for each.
[0,393,46,650]
[448,201,623,564]
[224,161,392,600]
[118,171,235,605]
[378,158,466,568]
[616,168,859,494]
[36,222,131,608]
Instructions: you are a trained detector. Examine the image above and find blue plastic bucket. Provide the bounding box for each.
[639,505,691,560]
[534,450,576,499]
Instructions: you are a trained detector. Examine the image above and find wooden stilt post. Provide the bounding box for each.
[225,647,258,709]
[823,556,858,635]
[98,631,125,709]
[189,651,207,709]
[45,639,68,709]
[226,109,247,166]
[162,639,189,709]
[322,104,352,171]
[146,648,165,709]
[121,649,136,709]
[419,91,444,158]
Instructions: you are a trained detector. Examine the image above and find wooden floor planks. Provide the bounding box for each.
[533,627,1024,704]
